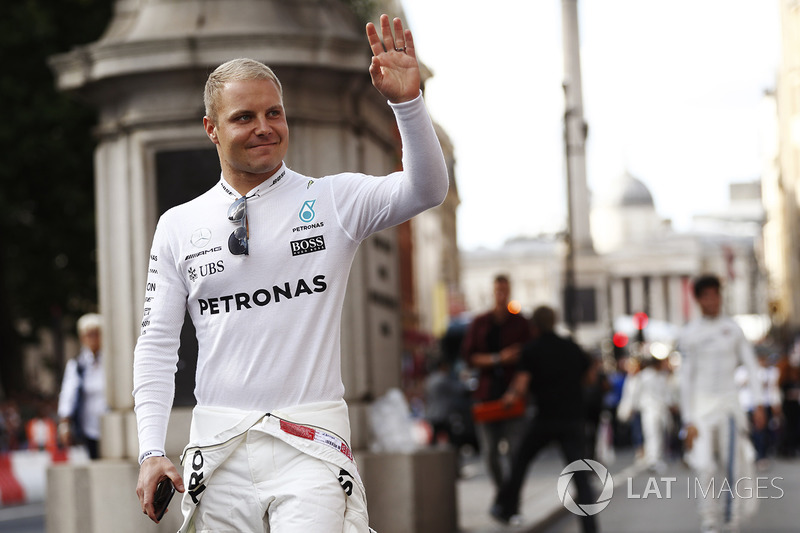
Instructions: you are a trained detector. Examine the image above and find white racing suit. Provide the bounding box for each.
[131,94,447,531]
[620,366,672,470]
[177,400,374,533]
[679,316,761,532]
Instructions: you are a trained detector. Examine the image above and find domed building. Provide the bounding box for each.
[591,172,703,336]
[591,170,667,254]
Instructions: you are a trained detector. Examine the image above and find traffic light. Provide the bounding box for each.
[612,332,629,348]
[612,332,628,358]
[633,312,648,343]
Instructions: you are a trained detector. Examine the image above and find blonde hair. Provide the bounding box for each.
[204,58,283,120]
[77,313,102,335]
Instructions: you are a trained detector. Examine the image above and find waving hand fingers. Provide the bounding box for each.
[366,14,420,103]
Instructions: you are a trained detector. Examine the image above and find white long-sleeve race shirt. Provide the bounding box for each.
[133,94,448,461]
[678,315,762,426]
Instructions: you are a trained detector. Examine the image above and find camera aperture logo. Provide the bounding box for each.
[558,459,614,516]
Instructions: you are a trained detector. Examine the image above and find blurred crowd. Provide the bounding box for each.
[0,394,61,453]
[398,274,800,532]
[604,346,800,470]
[403,314,800,470]
[399,287,800,468]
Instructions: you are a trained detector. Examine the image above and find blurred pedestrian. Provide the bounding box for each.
[604,357,630,447]
[491,306,597,533]
[57,313,106,459]
[777,346,800,457]
[462,274,530,492]
[735,352,782,468]
[582,355,609,460]
[0,400,23,451]
[26,399,58,453]
[424,358,465,446]
[132,14,449,529]
[616,357,644,457]
[678,274,764,533]
[620,357,673,472]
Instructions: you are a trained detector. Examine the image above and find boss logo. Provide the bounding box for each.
[290,235,326,256]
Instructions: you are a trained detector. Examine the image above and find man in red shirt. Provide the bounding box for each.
[462,274,530,492]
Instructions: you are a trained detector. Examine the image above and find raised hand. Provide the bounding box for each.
[366,15,421,103]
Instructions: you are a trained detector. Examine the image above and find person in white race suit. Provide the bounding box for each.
[132,14,448,532]
[679,274,764,533]
[618,356,674,472]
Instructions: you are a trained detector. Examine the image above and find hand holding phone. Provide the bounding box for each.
[153,479,175,522]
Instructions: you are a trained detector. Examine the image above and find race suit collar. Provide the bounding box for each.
[217,163,289,200]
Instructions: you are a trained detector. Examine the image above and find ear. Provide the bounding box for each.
[203,116,219,144]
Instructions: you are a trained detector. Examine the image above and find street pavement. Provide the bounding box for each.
[540,455,800,533]
[0,502,45,533]
[458,445,642,533]
[1,445,636,533]
[7,446,797,533]
[0,445,637,533]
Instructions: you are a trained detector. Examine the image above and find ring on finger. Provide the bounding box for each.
[394,46,406,52]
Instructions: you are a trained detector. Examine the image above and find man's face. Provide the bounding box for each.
[696,287,721,318]
[204,78,289,182]
[494,280,510,308]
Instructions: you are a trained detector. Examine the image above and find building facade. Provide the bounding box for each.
[762,0,800,343]
[461,172,768,350]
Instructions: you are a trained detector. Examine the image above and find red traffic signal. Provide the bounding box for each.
[633,312,649,330]
[612,332,629,348]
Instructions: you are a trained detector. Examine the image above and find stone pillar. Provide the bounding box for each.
[47,1,455,532]
[610,277,626,323]
[630,277,645,316]
[667,275,687,325]
[561,0,593,254]
[649,275,666,323]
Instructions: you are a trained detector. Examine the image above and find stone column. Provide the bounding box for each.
[610,277,626,323]
[561,0,593,254]
[649,275,667,324]
[667,275,688,325]
[47,2,455,532]
[630,277,645,315]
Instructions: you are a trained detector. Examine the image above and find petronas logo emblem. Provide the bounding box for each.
[299,200,316,223]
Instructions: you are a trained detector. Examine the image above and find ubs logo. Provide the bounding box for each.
[188,261,225,282]
[291,236,326,256]
[299,200,316,223]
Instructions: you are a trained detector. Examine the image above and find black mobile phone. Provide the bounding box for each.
[153,479,175,521]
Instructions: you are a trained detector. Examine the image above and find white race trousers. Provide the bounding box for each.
[190,430,346,533]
